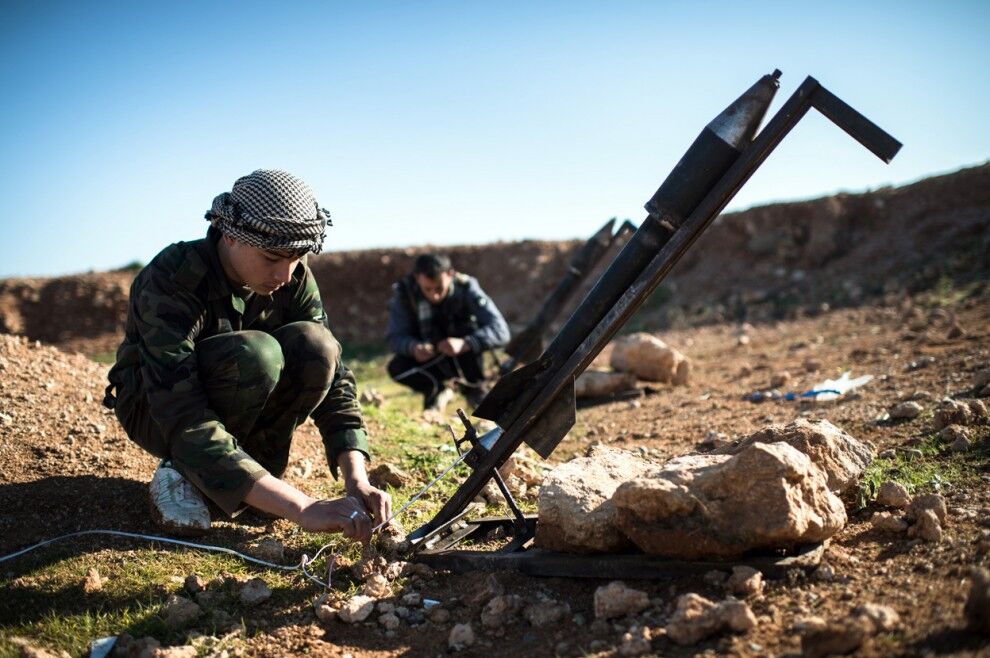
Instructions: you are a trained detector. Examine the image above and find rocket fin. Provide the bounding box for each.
[474,357,548,424]
[521,380,576,459]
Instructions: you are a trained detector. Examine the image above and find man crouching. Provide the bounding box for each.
[104,169,390,540]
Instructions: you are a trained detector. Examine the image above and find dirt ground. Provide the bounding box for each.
[1,279,989,656]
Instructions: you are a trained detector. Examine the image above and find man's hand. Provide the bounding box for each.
[297,496,373,542]
[437,337,468,356]
[412,342,435,363]
[347,480,393,527]
[337,450,394,528]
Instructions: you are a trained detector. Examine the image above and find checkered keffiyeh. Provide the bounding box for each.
[205,169,329,254]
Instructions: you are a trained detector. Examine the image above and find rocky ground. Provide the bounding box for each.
[1,278,989,656]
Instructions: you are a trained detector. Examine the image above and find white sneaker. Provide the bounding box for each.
[149,462,211,536]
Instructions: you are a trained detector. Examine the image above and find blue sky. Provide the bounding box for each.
[1,1,987,277]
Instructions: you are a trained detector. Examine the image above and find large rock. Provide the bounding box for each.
[609,333,691,384]
[715,418,872,494]
[535,446,656,553]
[613,443,846,559]
[665,593,757,645]
[574,370,638,398]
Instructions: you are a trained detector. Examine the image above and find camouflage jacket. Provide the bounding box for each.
[107,233,369,511]
[386,273,510,357]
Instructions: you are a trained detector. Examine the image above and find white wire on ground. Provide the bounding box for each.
[0,450,469,591]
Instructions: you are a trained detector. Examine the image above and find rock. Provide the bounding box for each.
[448,623,475,650]
[665,593,757,645]
[804,358,823,373]
[698,430,731,452]
[908,509,943,543]
[946,323,965,339]
[162,594,201,629]
[315,604,337,623]
[251,538,285,562]
[614,443,846,559]
[367,463,411,490]
[703,569,728,586]
[574,370,638,398]
[481,594,522,628]
[609,333,691,384]
[401,591,422,607]
[378,612,400,631]
[876,481,911,508]
[940,424,969,444]
[352,554,387,580]
[715,418,873,494]
[184,574,206,594]
[535,445,657,553]
[949,436,972,453]
[853,603,900,632]
[800,616,873,658]
[339,595,377,623]
[975,369,990,389]
[593,581,649,620]
[726,566,763,597]
[83,567,103,593]
[11,643,65,658]
[812,563,836,582]
[428,607,451,624]
[980,384,990,398]
[149,647,197,658]
[889,401,923,420]
[618,625,652,656]
[908,493,947,525]
[360,387,385,407]
[934,399,973,430]
[522,599,571,627]
[362,573,391,598]
[467,573,505,605]
[969,399,989,423]
[239,578,272,605]
[870,511,908,533]
[375,523,409,558]
[965,568,990,635]
[770,371,791,388]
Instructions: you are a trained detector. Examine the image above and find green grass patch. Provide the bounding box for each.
[857,428,990,508]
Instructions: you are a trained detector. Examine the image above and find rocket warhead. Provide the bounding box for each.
[645,69,780,226]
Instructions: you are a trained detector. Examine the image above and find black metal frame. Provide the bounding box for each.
[406,74,901,578]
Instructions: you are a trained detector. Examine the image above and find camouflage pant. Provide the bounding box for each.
[115,321,339,478]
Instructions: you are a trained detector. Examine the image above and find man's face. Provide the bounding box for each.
[220,235,302,295]
[414,271,454,305]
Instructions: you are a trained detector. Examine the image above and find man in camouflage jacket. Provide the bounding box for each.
[386,253,510,412]
[106,169,390,538]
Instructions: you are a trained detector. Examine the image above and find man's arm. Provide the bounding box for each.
[461,276,511,352]
[385,282,422,357]
[243,473,373,542]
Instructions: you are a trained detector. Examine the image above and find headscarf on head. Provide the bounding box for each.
[205,169,330,255]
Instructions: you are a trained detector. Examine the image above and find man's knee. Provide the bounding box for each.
[199,330,284,391]
[274,321,340,386]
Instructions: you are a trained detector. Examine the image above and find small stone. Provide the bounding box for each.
[360,387,385,407]
[812,563,836,582]
[401,591,422,607]
[803,358,823,373]
[871,511,909,533]
[428,607,451,624]
[801,616,872,658]
[618,625,652,656]
[934,399,974,430]
[876,481,912,508]
[239,578,272,605]
[909,493,948,525]
[703,569,728,586]
[481,594,522,628]
[593,581,650,620]
[394,606,409,619]
[315,604,337,623]
[362,573,391,599]
[908,509,943,543]
[726,566,763,597]
[974,369,990,389]
[965,567,990,634]
[83,567,103,593]
[339,595,377,623]
[162,594,201,629]
[946,323,965,339]
[378,612,400,631]
[853,603,900,632]
[448,623,475,650]
[770,371,791,388]
[251,538,285,562]
[949,436,972,453]
[522,599,570,627]
[368,463,411,490]
[184,574,206,594]
[889,401,923,420]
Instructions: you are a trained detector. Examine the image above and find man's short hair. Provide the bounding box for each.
[413,254,452,279]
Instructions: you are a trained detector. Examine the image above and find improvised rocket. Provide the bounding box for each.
[409,70,901,546]
[500,218,627,373]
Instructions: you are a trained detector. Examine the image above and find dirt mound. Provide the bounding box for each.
[1,164,987,353]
